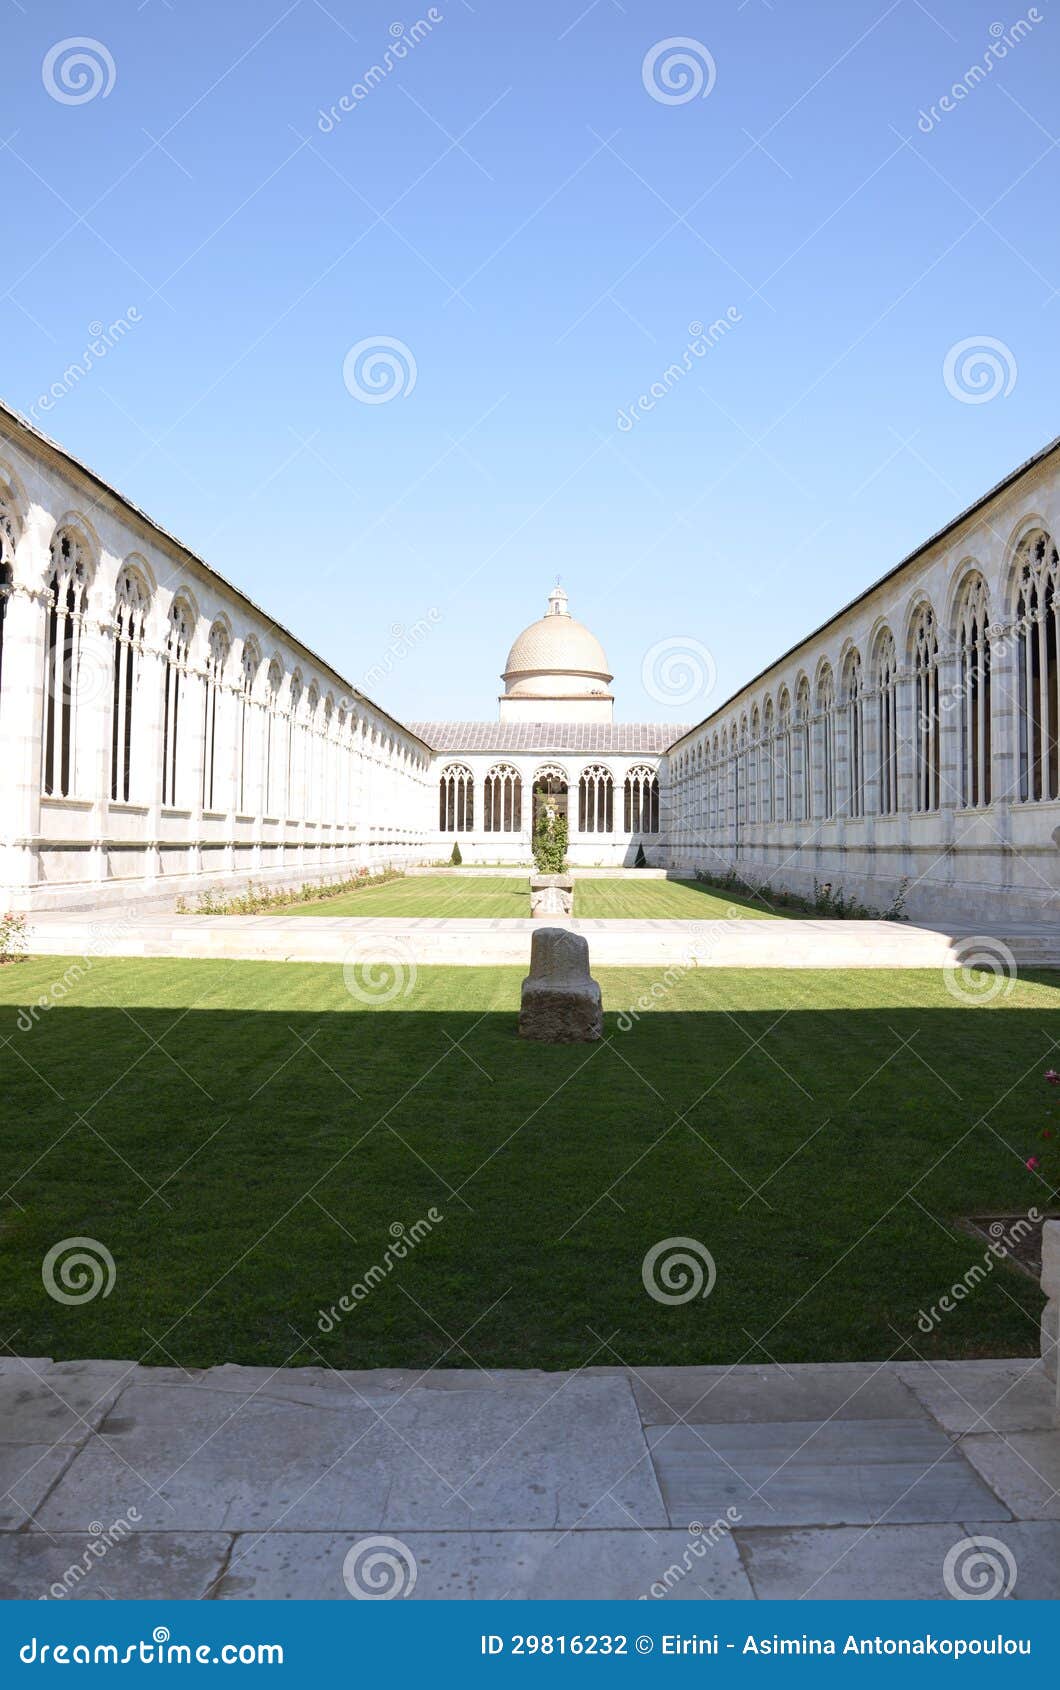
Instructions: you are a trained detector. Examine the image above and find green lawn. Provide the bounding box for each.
[1,958,1053,1372]
[278,874,784,920]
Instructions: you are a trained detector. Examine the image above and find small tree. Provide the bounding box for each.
[533,797,568,874]
[450,841,463,866]
[633,843,647,869]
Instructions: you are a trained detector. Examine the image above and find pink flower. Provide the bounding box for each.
[1026,1156,1040,1171]
[1046,1070,1060,1085]
[1044,1129,1054,1140]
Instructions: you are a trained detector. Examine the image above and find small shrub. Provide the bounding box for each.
[533,800,568,874]
[178,867,404,916]
[0,910,27,965]
[450,842,463,866]
[633,843,647,868]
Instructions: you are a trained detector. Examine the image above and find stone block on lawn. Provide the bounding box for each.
[519,927,602,1043]
[529,874,574,918]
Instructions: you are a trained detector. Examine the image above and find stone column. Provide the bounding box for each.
[0,582,48,899]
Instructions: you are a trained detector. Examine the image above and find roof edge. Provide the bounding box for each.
[0,398,431,754]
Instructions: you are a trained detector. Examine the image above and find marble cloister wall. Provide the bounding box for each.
[425,751,671,867]
[666,442,1060,923]
[0,414,432,911]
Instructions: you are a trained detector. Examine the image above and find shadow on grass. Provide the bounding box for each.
[1,989,1055,1373]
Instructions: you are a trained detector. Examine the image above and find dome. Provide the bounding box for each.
[502,586,613,698]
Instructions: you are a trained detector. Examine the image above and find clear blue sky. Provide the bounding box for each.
[3,0,1058,725]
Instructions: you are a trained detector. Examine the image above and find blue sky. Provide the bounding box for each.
[3,0,1058,726]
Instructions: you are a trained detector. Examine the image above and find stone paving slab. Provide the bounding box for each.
[736,1521,1060,1601]
[1,1358,1054,1599]
[896,1360,1059,1435]
[0,1533,231,1601]
[0,1359,129,1447]
[215,1529,754,1601]
[630,1364,926,1426]
[646,1420,1009,1527]
[37,1375,666,1535]
[957,1431,1060,1519]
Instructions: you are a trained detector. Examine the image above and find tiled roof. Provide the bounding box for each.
[409,721,687,754]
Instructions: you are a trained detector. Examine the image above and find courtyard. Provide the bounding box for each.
[1,956,1051,1372]
[269,875,785,921]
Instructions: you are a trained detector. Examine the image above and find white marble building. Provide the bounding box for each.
[412,585,681,867]
[0,403,432,911]
[2,398,1059,920]
[667,436,1060,923]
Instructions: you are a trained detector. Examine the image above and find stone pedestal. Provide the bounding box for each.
[519,927,602,1043]
[529,874,573,917]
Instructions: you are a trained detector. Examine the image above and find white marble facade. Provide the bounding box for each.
[0,407,431,910]
[2,400,1059,920]
[666,437,1060,922]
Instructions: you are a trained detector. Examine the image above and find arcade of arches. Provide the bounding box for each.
[1,399,1059,922]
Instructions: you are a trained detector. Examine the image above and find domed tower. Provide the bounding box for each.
[499,587,614,724]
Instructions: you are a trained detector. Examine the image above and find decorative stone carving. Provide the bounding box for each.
[529,874,573,917]
[518,926,603,1043]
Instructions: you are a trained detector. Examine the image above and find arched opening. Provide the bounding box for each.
[439,763,474,831]
[956,573,991,809]
[624,764,659,833]
[578,764,614,833]
[533,765,568,830]
[1013,530,1058,802]
[484,763,522,832]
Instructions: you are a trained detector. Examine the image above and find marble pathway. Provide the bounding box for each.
[1,1358,1058,1601]
[24,912,1060,969]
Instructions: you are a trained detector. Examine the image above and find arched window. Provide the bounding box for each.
[625,764,659,833]
[0,493,16,710]
[439,763,474,831]
[110,566,150,803]
[761,700,774,823]
[737,718,749,826]
[816,666,836,820]
[911,603,940,813]
[842,650,864,819]
[161,597,193,807]
[748,708,760,823]
[874,630,899,816]
[286,672,303,819]
[484,763,522,832]
[1013,530,1058,803]
[202,622,228,810]
[794,678,811,823]
[264,661,283,816]
[956,573,991,809]
[776,690,792,821]
[303,682,319,821]
[43,531,91,799]
[578,764,614,833]
[238,642,260,815]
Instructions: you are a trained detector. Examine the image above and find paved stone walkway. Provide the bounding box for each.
[2,1358,1057,1600]
[24,912,1060,969]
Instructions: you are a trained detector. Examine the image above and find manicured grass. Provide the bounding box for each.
[1,958,1054,1372]
[275,874,783,920]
